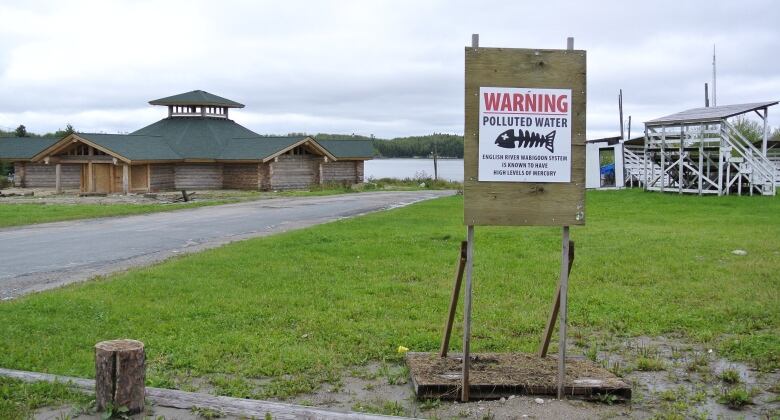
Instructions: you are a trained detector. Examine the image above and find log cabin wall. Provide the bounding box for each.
[270,154,319,190]
[174,163,224,189]
[321,161,359,184]
[130,164,149,192]
[13,163,23,187]
[258,163,271,190]
[15,163,80,188]
[355,160,364,182]
[223,163,259,189]
[149,164,175,191]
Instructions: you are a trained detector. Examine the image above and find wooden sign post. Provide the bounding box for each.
[454,35,586,401]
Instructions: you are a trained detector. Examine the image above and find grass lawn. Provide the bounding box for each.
[0,377,92,419]
[0,179,460,229]
[0,189,777,402]
[0,201,225,229]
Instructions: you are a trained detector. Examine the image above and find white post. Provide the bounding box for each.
[679,125,684,194]
[644,128,649,190]
[717,122,724,196]
[698,124,704,195]
[762,107,769,156]
[660,126,666,192]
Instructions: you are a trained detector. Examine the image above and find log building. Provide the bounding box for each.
[0,90,373,193]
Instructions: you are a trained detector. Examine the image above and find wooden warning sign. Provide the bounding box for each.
[464,46,586,226]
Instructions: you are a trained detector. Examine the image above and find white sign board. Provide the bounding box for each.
[478,87,572,183]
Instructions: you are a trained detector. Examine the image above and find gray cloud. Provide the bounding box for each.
[0,0,777,138]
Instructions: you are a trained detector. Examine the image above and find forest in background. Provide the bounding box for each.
[313,133,464,158]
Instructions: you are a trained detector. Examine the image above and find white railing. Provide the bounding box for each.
[721,120,776,195]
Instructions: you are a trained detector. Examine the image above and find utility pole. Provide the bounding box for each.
[712,45,717,107]
[432,140,438,181]
[618,89,625,140]
[627,116,632,140]
[705,83,710,107]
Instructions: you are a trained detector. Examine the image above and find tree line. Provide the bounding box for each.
[0,125,76,178]
[0,124,75,139]
[313,133,465,158]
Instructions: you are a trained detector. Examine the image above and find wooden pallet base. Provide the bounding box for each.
[406,352,631,401]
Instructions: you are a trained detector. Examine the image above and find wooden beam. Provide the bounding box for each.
[440,241,468,357]
[0,368,405,420]
[87,162,94,192]
[557,226,571,400]
[18,162,26,188]
[55,163,62,194]
[122,164,129,195]
[538,241,575,358]
[461,225,475,402]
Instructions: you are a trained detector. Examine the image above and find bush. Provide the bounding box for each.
[0,175,10,189]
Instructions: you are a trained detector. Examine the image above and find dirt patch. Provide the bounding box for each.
[582,335,780,419]
[282,336,779,419]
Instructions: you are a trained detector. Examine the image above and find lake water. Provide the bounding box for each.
[364,158,464,182]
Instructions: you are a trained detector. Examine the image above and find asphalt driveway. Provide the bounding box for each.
[0,190,455,299]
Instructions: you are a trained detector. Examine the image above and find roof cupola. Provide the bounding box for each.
[149,90,245,119]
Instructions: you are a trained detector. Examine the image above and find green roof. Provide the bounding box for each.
[317,139,375,158]
[149,90,245,108]
[78,133,181,161]
[218,137,306,160]
[0,137,59,160]
[132,117,259,159]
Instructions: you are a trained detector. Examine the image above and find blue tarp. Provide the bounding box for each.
[600,163,615,176]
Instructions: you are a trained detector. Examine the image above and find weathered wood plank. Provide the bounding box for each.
[440,241,468,357]
[406,352,631,401]
[0,368,409,420]
[223,163,259,189]
[272,155,319,190]
[174,164,224,190]
[322,161,360,183]
[15,163,80,189]
[150,164,175,191]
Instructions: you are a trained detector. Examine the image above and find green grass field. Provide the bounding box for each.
[0,189,777,403]
[0,202,224,228]
[0,179,459,229]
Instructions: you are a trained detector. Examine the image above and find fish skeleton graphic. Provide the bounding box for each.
[494,129,556,153]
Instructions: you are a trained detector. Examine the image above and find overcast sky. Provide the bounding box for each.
[0,0,777,139]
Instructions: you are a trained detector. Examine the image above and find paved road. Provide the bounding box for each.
[0,190,455,299]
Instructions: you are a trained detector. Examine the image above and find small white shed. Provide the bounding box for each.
[586,136,624,189]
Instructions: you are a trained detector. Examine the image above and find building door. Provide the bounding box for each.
[93,164,112,193]
[131,165,148,192]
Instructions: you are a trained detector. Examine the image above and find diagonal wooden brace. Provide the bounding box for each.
[439,241,468,357]
[538,240,575,358]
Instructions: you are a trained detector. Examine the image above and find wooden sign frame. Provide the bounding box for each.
[464,45,587,226]
[446,37,586,403]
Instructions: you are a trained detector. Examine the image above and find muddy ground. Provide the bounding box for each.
[34,336,779,419]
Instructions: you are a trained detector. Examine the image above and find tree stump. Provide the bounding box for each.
[95,339,145,414]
